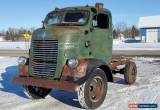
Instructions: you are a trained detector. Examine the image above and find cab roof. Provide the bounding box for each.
[52,5,111,15]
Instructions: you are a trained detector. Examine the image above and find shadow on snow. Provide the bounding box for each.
[50,90,82,108]
[0,65,130,108]
[0,65,28,98]
[0,65,82,108]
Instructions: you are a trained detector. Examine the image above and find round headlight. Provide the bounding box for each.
[67,58,79,69]
[18,56,27,65]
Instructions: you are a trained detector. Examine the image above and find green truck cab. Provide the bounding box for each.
[13,3,137,109]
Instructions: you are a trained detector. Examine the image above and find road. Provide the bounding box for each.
[0,50,29,57]
[0,49,160,57]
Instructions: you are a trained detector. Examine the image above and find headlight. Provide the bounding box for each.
[18,56,27,65]
[67,58,79,69]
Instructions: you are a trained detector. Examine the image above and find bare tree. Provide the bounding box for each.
[5,28,15,41]
[131,26,139,38]
[113,29,118,39]
[3,27,35,41]
[114,22,139,39]
[115,22,127,34]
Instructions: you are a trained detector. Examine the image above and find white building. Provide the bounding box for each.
[138,16,160,43]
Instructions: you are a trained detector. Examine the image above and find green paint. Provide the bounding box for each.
[29,5,113,79]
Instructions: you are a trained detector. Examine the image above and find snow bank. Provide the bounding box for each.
[113,43,160,50]
[0,42,30,50]
[113,39,124,45]
[113,38,160,50]
[132,57,160,62]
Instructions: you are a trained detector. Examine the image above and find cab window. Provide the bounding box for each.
[93,13,109,29]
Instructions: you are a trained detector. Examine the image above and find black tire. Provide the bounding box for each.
[77,68,107,109]
[24,85,51,99]
[124,61,137,85]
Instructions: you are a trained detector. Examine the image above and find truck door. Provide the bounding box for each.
[90,12,113,62]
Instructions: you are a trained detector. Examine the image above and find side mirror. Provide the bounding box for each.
[42,20,46,29]
[92,20,97,27]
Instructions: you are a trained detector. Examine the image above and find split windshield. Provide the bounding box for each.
[45,10,89,26]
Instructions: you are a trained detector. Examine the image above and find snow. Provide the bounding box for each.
[113,42,160,50]
[0,57,160,110]
[113,38,160,50]
[0,42,29,50]
[0,41,160,51]
[132,57,160,62]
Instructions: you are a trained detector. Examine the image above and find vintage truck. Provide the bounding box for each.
[13,3,137,109]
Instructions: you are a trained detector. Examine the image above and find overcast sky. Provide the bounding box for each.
[0,0,160,30]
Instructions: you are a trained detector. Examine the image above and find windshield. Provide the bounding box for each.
[45,10,89,26]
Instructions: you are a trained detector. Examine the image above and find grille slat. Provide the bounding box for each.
[34,52,56,57]
[33,49,58,51]
[33,69,56,71]
[32,40,58,78]
[33,47,58,49]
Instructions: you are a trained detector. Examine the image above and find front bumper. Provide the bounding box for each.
[12,76,78,92]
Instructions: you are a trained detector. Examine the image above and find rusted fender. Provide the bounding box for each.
[61,59,113,85]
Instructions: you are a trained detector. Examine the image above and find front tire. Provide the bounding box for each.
[24,85,51,99]
[77,68,107,109]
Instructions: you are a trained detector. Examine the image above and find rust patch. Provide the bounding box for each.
[48,26,83,37]
[61,59,88,80]
[19,65,28,76]
[13,76,78,92]
[109,60,129,70]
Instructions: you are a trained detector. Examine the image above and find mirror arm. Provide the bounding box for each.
[42,20,45,29]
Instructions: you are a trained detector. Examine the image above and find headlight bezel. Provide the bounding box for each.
[67,58,79,69]
[18,56,27,65]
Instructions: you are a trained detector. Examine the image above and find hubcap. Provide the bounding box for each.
[89,76,104,102]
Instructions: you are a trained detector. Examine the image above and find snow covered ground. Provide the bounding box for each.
[0,42,29,50]
[113,43,160,50]
[113,39,160,50]
[0,56,160,110]
[0,41,160,51]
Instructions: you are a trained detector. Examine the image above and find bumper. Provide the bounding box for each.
[12,76,78,92]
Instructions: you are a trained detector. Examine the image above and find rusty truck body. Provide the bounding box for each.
[13,3,137,109]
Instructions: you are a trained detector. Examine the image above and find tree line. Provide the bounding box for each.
[0,27,35,41]
[0,22,139,41]
[113,22,139,39]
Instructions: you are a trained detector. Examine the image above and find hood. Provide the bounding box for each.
[48,26,84,38]
[32,26,85,40]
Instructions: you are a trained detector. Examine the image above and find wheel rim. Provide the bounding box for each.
[130,68,136,82]
[89,76,104,102]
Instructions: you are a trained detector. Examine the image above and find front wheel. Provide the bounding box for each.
[24,85,51,99]
[77,68,107,109]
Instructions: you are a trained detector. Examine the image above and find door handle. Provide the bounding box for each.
[85,41,91,48]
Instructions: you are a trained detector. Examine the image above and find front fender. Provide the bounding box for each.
[18,57,29,76]
[61,59,113,85]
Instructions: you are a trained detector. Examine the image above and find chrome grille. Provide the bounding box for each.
[32,40,58,77]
